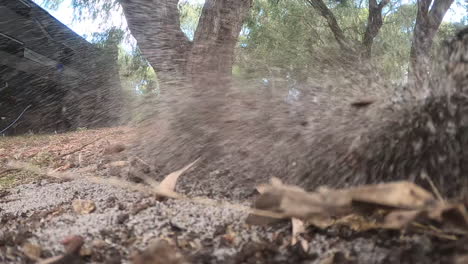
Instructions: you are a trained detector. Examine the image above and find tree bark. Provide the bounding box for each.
[408,0,454,96]
[119,0,252,86]
[188,0,252,86]
[119,0,191,84]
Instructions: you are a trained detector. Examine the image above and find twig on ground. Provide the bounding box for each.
[59,137,104,158]
[0,168,18,176]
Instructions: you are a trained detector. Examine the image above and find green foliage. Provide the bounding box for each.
[179,1,203,40]
[118,47,158,96]
[91,27,125,47]
[237,0,463,83]
[238,0,329,80]
[371,3,417,81]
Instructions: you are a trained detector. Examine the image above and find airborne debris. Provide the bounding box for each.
[350,97,376,107]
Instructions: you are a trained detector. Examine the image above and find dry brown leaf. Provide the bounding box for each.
[247,178,468,239]
[72,199,96,214]
[291,218,309,252]
[291,218,305,245]
[383,202,468,235]
[383,209,422,229]
[250,179,350,221]
[250,180,436,222]
[22,242,42,261]
[334,214,379,231]
[429,203,468,231]
[155,159,199,198]
[306,214,335,229]
[345,181,435,209]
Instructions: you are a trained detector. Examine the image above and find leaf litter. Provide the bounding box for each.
[1,128,467,263]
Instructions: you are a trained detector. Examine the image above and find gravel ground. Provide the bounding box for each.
[1,177,464,263]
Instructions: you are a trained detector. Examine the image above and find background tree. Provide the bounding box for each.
[409,0,455,96]
[119,0,252,86]
[42,0,253,86]
[305,0,390,58]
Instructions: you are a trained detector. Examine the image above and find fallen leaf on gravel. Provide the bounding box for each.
[72,199,96,214]
[291,218,305,245]
[334,214,379,232]
[250,179,436,221]
[22,242,42,261]
[384,201,468,235]
[383,209,423,229]
[344,181,435,209]
[248,178,467,239]
[132,239,190,264]
[154,158,199,198]
[429,203,468,232]
[291,218,309,252]
[79,246,92,257]
[221,226,238,246]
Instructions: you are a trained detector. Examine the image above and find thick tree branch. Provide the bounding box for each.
[428,0,454,29]
[119,0,192,81]
[305,0,350,50]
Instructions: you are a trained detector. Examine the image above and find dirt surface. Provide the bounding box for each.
[0,127,466,263]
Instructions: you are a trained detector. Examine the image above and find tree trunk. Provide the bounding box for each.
[120,0,251,87]
[362,0,389,58]
[119,0,252,175]
[187,0,252,87]
[408,0,453,97]
[306,0,389,59]
[306,0,350,51]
